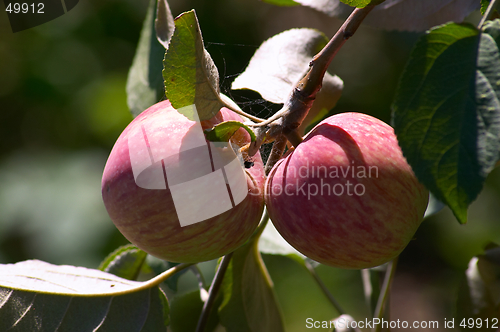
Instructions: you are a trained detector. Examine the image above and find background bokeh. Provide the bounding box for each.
[0,0,498,331]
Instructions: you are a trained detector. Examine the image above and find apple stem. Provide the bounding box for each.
[195,252,234,332]
[264,134,288,175]
[373,258,398,332]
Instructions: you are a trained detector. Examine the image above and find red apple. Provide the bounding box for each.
[102,100,265,263]
[265,112,428,269]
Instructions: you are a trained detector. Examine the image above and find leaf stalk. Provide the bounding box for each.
[373,258,398,332]
[479,0,499,28]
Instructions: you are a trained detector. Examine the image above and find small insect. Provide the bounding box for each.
[244,160,254,169]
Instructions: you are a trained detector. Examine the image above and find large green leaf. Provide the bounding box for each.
[163,10,224,121]
[392,22,500,224]
[99,245,148,281]
[0,260,169,331]
[126,0,174,117]
[218,235,285,332]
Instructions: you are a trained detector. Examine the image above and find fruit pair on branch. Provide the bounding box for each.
[101,4,428,270]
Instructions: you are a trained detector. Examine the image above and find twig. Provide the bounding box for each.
[195,252,234,332]
[373,258,398,332]
[225,103,265,123]
[301,5,374,98]
[478,0,499,28]
[247,6,375,167]
[218,93,265,123]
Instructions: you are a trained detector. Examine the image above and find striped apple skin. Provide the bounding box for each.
[102,100,265,263]
[265,112,428,269]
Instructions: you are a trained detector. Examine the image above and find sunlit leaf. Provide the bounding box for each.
[99,245,148,281]
[261,0,300,6]
[338,0,385,7]
[232,28,343,116]
[392,23,500,224]
[481,0,491,15]
[258,219,304,258]
[163,10,223,121]
[126,0,173,117]
[0,260,169,331]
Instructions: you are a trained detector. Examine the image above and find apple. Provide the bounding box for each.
[101,100,265,263]
[265,112,428,269]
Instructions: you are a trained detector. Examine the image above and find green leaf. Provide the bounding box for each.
[126,0,174,117]
[260,0,300,6]
[338,0,385,8]
[219,237,285,332]
[99,245,148,281]
[456,245,500,328]
[232,28,342,107]
[155,0,175,49]
[481,0,491,15]
[392,22,500,224]
[204,121,256,143]
[163,10,223,121]
[169,290,220,332]
[0,260,169,331]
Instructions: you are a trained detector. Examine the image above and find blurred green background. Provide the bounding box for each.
[0,0,497,330]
